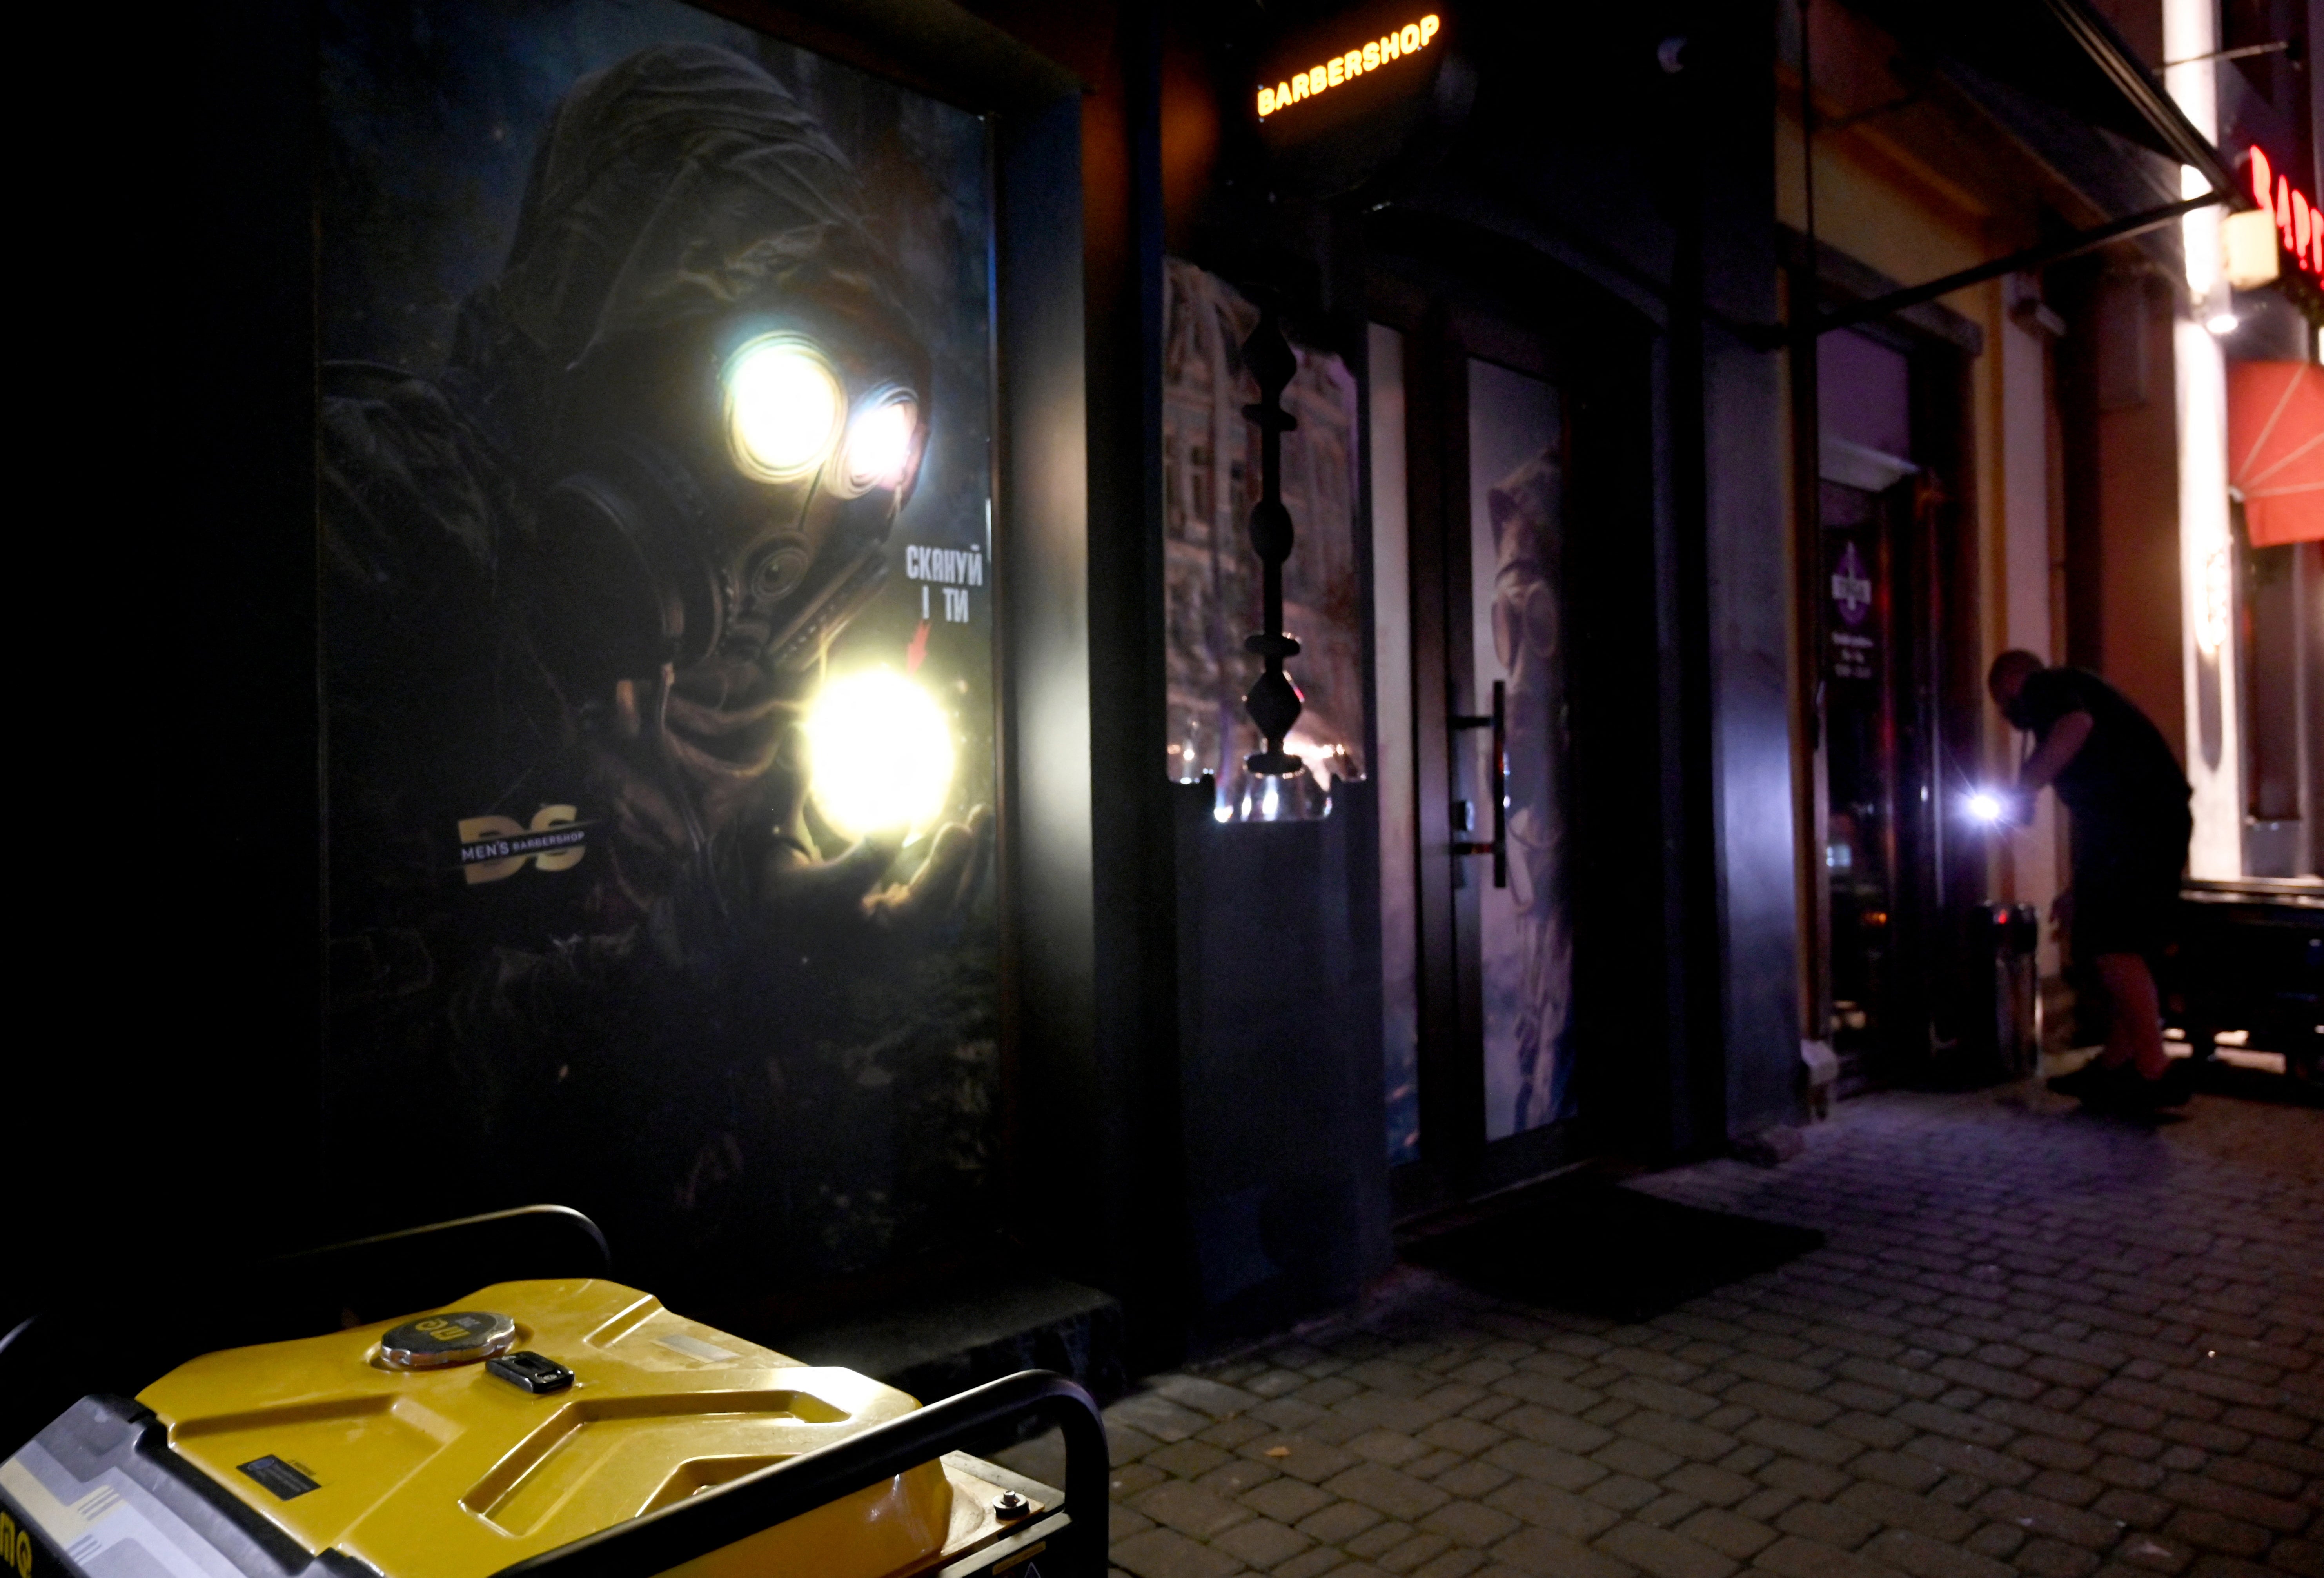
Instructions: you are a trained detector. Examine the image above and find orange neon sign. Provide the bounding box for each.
[1257,14,1440,119]
[2248,145,2324,280]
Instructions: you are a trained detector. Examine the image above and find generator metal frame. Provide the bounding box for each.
[497,1368,1104,1578]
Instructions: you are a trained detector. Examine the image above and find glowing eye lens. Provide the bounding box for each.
[805,669,957,840]
[843,394,920,494]
[725,337,843,481]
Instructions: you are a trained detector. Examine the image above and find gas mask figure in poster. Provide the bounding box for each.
[321,38,995,1293]
[496,46,987,949]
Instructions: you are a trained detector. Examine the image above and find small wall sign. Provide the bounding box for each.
[1249,3,1469,198]
[1257,15,1440,121]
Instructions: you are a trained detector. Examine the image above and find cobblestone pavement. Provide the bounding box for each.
[996,1085,2324,1578]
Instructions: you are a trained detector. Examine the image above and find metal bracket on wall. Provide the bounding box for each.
[1812,193,2228,339]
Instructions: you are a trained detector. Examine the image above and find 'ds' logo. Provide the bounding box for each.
[457,804,588,885]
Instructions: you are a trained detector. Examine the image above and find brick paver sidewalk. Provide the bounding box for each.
[996,1086,2323,1578]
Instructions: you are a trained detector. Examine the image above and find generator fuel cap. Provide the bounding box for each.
[379,1310,519,1369]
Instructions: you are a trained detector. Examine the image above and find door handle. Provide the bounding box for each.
[1451,679,1507,888]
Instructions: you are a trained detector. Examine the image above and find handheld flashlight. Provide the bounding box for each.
[1967,791,2004,825]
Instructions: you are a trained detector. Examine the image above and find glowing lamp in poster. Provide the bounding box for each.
[724,336,923,495]
[807,669,957,838]
[841,391,921,495]
[725,335,846,482]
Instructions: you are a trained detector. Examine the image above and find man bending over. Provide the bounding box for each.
[1987,651,2194,1109]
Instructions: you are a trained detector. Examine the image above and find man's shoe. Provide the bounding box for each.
[2046,1060,2128,1103]
[2118,1058,2197,1110]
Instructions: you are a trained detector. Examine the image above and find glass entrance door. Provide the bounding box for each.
[1822,478,1907,1079]
[1813,327,1951,1087]
[1375,308,1584,1205]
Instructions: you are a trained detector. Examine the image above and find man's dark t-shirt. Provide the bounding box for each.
[2009,667,2190,832]
[2008,667,2191,958]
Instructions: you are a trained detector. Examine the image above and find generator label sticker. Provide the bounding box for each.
[236,1458,319,1501]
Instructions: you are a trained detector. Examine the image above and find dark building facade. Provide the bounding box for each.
[20,0,2295,1417]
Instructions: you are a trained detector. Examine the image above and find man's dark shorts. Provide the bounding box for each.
[2072,810,2193,959]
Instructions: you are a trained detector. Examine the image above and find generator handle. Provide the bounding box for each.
[494,1367,1108,1578]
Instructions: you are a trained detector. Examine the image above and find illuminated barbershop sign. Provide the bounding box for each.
[1257,13,1440,119]
[2247,145,2324,280]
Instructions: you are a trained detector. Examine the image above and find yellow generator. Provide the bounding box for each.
[1,1219,1102,1578]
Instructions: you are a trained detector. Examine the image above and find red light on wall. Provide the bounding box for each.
[2248,144,2324,278]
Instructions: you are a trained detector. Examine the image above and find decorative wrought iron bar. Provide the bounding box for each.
[1241,303,1304,777]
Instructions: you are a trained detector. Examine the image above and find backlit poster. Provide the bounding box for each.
[1467,358,1574,1138]
[319,0,998,1307]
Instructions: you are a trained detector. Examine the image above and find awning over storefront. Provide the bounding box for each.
[2229,361,2324,546]
[1849,0,2233,195]
[1807,0,2241,338]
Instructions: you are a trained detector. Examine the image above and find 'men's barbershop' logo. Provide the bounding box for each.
[458,805,589,884]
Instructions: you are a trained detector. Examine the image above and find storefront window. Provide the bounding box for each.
[1162,260,1368,819]
[2226,358,2324,876]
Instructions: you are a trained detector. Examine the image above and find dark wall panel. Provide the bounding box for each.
[1173,785,1391,1343]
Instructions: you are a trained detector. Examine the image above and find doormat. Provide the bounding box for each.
[1401,1184,1826,1323]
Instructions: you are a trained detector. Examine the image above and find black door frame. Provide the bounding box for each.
[1790,237,1986,1083]
[1367,221,1669,1218]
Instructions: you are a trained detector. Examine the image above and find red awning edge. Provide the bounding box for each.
[2228,360,2324,547]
